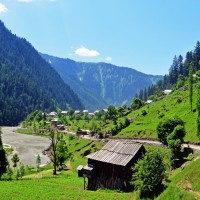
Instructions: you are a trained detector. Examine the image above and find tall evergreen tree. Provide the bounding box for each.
[197,84,200,139]
[139,89,144,100]
[0,128,7,178]
[188,63,193,111]
[193,41,200,71]
[169,55,179,85]
[183,51,193,77]
[143,88,147,101]
[177,55,183,75]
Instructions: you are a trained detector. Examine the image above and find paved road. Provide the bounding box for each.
[1,127,50,166]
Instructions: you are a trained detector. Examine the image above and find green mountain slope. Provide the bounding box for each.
[156,157,200,200]
[41,54,162,111]
[117,83,199,142]
[0,21,84,126]
[41,55,108,111]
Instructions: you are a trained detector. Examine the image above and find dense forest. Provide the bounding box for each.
[137,41,200,100]
[0,20,84,126]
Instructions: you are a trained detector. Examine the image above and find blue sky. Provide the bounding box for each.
[0,0,200,75]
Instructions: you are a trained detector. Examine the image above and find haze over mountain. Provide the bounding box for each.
[41,54,162,111]
[0,20,84,125]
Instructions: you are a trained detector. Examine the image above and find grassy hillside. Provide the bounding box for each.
[0,172,135,200]
[117,84,199,142]
[156,156,200,200]
[1,157,199,200]
[1,132,199,200]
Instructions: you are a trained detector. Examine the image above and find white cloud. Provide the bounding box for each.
[105,56,112,61]
[0,3,8,13]
[75,46,100,57]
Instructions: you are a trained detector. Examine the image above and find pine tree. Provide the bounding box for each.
[36,154,41,172]
[169,55,179,85]
[178,55,183,75]
[19,163,25,178]
[197,84,200,139]
[183,51,193,77]
[139,89,144,100]
[0,129,7,178]
[189,63,193,111]
[11,153,20,169]
[194,41,200,71]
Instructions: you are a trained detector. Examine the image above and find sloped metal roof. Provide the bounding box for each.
[86,140,143,166]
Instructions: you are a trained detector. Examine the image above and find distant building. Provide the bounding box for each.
[88,113,95,117]
[61,111,68,115]
[74,110,81,114]
[163,90,172,95]
[77,140,145,191]
[57,124,65,130]
[146,100,153,104]
[49,111,57,117]
[83,110,89,113]
[51,118,59,127]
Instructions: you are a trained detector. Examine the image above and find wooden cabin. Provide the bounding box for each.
[77,140,145,191]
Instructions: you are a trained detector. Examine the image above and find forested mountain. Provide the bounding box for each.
[0,21,84,126]
[41,54,162,111]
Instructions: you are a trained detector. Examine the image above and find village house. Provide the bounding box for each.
[51,118,59,127]
[83,110,89,113]
[48,111,58,117]
[61,111,68,115]
[146,100,153,104]
[163,89,172,95]
[88,113,95,117]
[94,110,99,114]
[77,140,145,191]
[74,110,81,114]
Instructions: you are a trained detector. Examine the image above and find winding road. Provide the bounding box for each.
[1,127,50,166]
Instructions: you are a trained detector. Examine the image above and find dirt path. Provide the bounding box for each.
[1,127,50,166]
[69,131,200,153]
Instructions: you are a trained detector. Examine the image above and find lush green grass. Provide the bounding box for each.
[0,172,135,200]
[16,128,50,137]
[117,85,199,142]
[1,134,199,200]
[17,128,36,134]
[156,156,200,200]
[66,136,106,172]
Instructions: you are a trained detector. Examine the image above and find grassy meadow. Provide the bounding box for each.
[1,134,200,200]
[117,84,199,142]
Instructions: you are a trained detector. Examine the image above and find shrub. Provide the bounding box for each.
[157,117,184,145]
[132,150,166,198]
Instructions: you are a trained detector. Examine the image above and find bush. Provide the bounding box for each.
[130,97,144,110]
[132,150,166,198]
[157,117,184,145]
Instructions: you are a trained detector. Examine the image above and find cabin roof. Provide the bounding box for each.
[86,140,143,166]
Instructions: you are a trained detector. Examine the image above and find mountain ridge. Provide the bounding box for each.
[41,53,162,111]
[0,20,84,125]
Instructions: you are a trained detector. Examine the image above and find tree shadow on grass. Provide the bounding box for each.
[140,184,167,200]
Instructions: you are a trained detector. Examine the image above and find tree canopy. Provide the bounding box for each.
[132,150,166,198]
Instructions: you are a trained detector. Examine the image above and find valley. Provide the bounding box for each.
[0,4,200,198]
